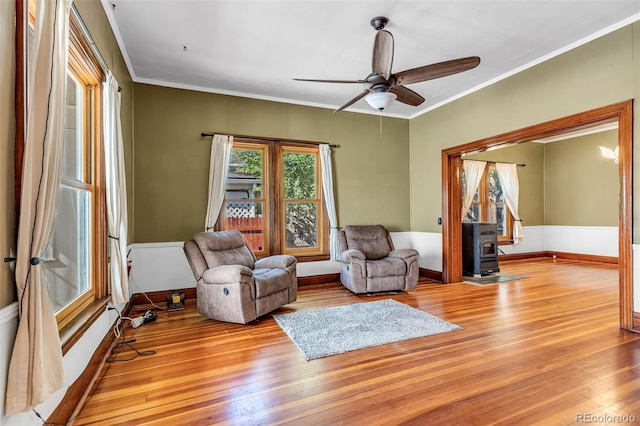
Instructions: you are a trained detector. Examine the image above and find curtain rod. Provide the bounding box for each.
[200,132,337,149]
[71,4,122,93]
[463,159,526,167]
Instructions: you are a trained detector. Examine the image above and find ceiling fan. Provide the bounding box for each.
[294,16,481,112]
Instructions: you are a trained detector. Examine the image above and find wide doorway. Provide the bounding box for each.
[441,101,633,330]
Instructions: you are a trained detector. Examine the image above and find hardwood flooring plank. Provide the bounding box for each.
[72,259,640,425]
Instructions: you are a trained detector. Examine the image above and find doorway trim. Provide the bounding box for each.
[441,100,633,330]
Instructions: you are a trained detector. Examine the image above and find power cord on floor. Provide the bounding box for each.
[140,290,167,311]
[107,307,156,362]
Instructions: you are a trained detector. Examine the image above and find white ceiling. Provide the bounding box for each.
[101,1,640,119]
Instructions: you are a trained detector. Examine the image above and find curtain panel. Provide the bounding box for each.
[104,72,129,304]
[461,160,487,220]
[496,163,524,244]
[319,144,339,260]
[205,135,234,231]
[6,0,73,413]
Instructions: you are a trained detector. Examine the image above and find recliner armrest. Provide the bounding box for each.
[388,248,419,261]
[254,255,296,270]
[341,249,366,263]
[201,264,253,284]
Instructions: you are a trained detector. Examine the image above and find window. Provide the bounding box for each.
[219,139,326,258]
[23,1,107,329]
[463,164,513,242]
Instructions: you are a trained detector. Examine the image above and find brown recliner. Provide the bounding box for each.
[183,230,297,324]
[338,225,419,294]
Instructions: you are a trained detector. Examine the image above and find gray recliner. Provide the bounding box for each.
[338,225,419,294]
[183,230,297,324]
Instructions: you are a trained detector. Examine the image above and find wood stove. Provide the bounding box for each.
[462,222,500,277]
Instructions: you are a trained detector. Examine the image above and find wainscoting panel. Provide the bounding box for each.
[408,231,443,271]
[127,227,619,295]
[634,244,640,313]
[128,233,419,294]
[296,260,340,277]
[543,226,618,257]
[496,226,545,255]
[128,242,195,295]
[1,302,18,422]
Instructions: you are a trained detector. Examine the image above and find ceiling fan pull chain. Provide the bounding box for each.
[379,113,383,137]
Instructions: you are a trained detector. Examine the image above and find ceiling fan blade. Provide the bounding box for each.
[390,85,425,107]
[394,56,481,86]
[293,78,367,84]
[334,90,369,112]
[372,30,394,79]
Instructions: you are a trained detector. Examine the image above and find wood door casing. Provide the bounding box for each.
[441,100,634,330]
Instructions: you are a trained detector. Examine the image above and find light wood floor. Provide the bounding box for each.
[73,259,640,426]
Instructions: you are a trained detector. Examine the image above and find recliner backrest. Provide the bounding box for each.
[193,230,256,269]
[343,225,394,260]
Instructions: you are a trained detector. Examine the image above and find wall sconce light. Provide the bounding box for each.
[598,146,619,163]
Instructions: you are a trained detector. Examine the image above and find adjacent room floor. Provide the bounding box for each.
[72,258,640,425]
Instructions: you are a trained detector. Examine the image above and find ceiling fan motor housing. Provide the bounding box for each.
[370,16,389,31]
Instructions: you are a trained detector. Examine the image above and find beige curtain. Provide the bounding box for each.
[496,163,524,244]
[104,72,129,305]
[205,134,234,231]
[461,160,487,220]
[319,144,339,260]
[6,0,72,414]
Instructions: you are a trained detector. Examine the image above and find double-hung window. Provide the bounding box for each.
[24,1,107,329]
[219,139,326,258]
[463,164,513,243]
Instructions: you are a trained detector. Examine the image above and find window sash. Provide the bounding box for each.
[278,145,323,255]
[221,142,270,255]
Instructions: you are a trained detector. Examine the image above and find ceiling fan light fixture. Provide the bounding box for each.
[365,91,396,111]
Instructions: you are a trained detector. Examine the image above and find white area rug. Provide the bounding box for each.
[273,299,462,360]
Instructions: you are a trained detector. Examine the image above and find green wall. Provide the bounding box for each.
[544,130,619,226]
[132,84,411,242]
[0,0,16,308]
[409,24,637,236]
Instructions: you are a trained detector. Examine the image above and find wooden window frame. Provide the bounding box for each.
[220,139,328,259]
[17,0,108,338]
[219,142,271,256]
[467,164,514,243]
[276,144,325,256]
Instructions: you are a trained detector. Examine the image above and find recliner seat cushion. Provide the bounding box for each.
[194,230,255,269]
[343,225,392,260]
[366,257,407,278]
[253,268,292,298]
